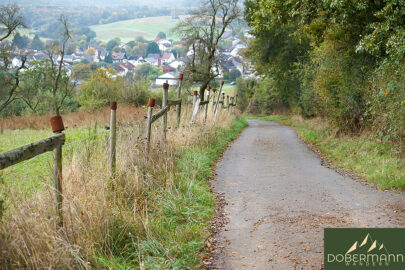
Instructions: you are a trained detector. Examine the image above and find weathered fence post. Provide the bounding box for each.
[204,85,211,123]
[190,91,200,127]
[192,90,198,109]
[50,115,64,228]
[162,82,169,140]
[226,95,230,109]
[109,101,117,176]
[176,73,183,128]
[146,98,155,152]
[211,88,217,112]
[221,92,225,109]
[213,81,224,123]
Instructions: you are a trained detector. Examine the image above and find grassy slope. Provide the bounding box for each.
[98,118,247,269]
[0,126,108,199]
[89,16,181,42]
[245,115,404,191]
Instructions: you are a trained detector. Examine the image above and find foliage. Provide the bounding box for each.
[145,41,160,56]
[77,68,122,110]
[19,60,77,115]
[0,4,27,113]
[30,34,44,50]
[134,63,163,81]
[243,0,405,147]
[106,38,121,52]
[11,33,30,48]
[156,31,166,39]
[175,0,241,99]
[223,68,241,82]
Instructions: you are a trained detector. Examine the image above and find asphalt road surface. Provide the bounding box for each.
[212,120,404,269]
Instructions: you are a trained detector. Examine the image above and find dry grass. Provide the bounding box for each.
[0,105,147,131]
[0,105,237,269]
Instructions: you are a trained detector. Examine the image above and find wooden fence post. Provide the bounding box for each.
[204,85,211,123]
[213,81,224,123]
[190,91,200,127]
[176,73,183,128]
[50,115,64,228]
[146,98,155,152]
[109,101,117,176]
[211,88,216,112]
[226,95,230,109]
[192,90,198,109]
[162,82,169,140]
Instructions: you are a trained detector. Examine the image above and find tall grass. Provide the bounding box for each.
[0,104,145,131]
[0,106,245,269]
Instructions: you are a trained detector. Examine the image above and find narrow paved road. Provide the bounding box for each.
[212,120,404,269]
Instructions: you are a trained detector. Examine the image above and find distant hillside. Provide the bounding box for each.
[90,16,183,42]
[0,0,196,7]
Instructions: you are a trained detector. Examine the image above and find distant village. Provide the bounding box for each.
[8,29,254,87]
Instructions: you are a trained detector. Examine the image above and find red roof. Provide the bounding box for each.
[162,52,174,60]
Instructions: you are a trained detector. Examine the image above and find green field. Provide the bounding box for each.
[0,126,109,203]
[90,16,182,42]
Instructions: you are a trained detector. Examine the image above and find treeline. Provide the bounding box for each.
[240,0,404,148]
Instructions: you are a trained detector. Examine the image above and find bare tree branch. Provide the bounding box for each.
[174,0,240,100]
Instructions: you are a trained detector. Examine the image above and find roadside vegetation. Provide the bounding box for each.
[240,1,404,152]
[245,115,404,191]
[0,109,247,268]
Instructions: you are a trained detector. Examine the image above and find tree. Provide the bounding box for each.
[85,47,96,56]
[12,33,29,48]
[45,15,74,116]
[0,4,27,113]
[175,0,240,100]
[30,34,44,51]
[145,41,160,56]
[77,68,122,110]
[156,32,166,39]
[19,60,76,114]
[71,63,92,81]
[225,68,241,81]
[134,63,163,81]
[106,38,120,51]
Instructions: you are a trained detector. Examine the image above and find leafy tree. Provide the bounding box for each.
[19,60,76,114]
[71,63,92,81]
[145,41,160,56]
[85,47,96,56]
[106,38,120,51]
[30,34,44,51]
[77,68,122,110]
[104,53,113,63]
[156,32,166,39]
[135,63,163,81]
[0,4,27,112]
[175,0,240,100]
[12,33,29,48]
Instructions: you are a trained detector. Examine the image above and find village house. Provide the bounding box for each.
[111,52,127,63]
[145,53,161,67]
[161,52,175,64]
[155,72,179,86]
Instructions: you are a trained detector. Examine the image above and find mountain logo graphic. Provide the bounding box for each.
[346,233,388,254]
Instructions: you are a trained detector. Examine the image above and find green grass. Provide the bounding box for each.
[98,118,248,269]
[245,115,405,191]
[89,16,182,42]
[0,125,109,201]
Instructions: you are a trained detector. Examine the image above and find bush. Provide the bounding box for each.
[78,68,121,110]
[367,61,405,150]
